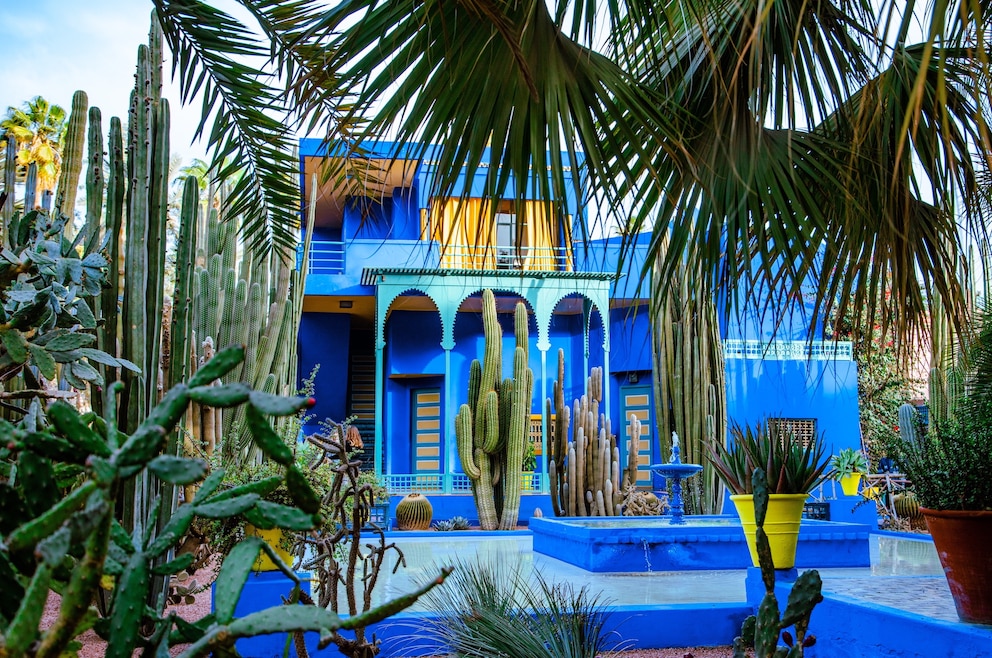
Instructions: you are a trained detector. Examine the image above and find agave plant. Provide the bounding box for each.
[415,557,624,658]
[708,420,831,495]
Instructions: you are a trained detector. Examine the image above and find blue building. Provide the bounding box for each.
[296,139,862,502]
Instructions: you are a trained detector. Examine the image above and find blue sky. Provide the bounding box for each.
[0,0,238,164]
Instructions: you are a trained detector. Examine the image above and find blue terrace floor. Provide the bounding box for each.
[340,531,992,657]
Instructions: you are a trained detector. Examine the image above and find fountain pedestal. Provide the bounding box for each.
[649,436,702,525]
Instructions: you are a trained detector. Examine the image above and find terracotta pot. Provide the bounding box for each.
[731,493,808,569]
[921,507,992,625]
[839,473,862,496]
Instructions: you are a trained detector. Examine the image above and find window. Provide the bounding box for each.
[495,212,520,269]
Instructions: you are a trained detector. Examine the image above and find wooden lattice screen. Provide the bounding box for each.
[767,418,818,448]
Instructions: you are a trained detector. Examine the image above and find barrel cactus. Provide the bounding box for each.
[893,491,922,520]
[395,493,433,530]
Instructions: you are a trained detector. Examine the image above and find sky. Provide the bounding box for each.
[0,0,250,166]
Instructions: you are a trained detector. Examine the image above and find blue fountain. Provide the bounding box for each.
[649,432,703,525]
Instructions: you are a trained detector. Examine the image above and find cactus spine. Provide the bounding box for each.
[454,290,532,530]
[733,468,823,657]
[547,349,629,516]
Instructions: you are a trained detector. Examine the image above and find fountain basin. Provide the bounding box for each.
[530,515,871,572]
[650,463,704,479]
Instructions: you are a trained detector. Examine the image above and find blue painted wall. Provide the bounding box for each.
[343,185,422,241]
[299,312,351,428]
[725,357,861,454]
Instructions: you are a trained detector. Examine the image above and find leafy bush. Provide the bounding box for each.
[891,301,992,511]
[891,420,992,511]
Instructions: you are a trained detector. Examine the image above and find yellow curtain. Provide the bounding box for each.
[429,199,493,269]
[521,203,559,270]
[425,198,570,271]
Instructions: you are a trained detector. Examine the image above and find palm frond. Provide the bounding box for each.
[153,0,299,259]
[322,0,681,243]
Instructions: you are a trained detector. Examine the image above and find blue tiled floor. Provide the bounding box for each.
[334,531,954,619]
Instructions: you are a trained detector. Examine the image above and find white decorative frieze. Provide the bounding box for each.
[723,339,853,361]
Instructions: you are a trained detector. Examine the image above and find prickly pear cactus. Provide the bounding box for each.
[0,208,130,391]
[0,345,450,657]
[454,289,532,530]
[733,468,824,658]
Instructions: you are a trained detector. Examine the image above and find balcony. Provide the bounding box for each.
[299,240,574,279]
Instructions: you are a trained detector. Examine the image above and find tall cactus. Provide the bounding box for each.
[454,290,532,530]
[546,349,630,516]
[186,209,304,465]
[54,90,88,230]
[652,239,727,514]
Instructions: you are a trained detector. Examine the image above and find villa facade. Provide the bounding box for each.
[296,139,862,497]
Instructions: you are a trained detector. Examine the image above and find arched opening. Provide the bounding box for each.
[382,290,444,479]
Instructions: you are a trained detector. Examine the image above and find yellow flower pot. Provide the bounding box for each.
[245,525,294,571]
[839,473,862,497]
[731,493,808,569]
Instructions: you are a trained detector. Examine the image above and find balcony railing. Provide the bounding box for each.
[722,339,853,361]
[383,472,548,494]
[438,244,573,272]
[300,239,574,277]
[301,240,346,275]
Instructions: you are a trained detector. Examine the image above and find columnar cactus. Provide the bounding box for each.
[898,402,919,446]
[652,243,727,514]
[54,90,88,228]
[547,349,630,516]
[454,290,532,530]
[733,468,823,657]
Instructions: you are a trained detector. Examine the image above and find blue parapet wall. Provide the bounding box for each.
[725,356,862,454]
[386,493,553,529]
[787,582,992,657]
[212,570,312,658]
[371,603,752,656]
[530,516,872,572]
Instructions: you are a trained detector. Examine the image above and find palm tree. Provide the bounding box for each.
[1,95,67,200]
[152,0,990,343]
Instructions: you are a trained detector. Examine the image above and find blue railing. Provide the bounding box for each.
[300,239,575,277]
[383,472,547,494]
[436,244,573,272]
